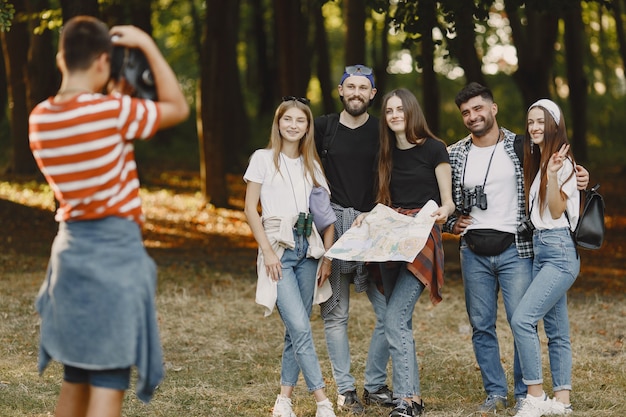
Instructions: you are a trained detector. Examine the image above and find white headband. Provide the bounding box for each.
[528,99,561,125]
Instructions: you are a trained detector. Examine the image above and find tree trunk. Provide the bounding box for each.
[250,0,275,117]
[1,3,37,175]
[563,3,589,162]
[448,3,485,85]
[199,0,247,207]
[507,7,558,105]
[273,0,309,95]
[314,3,336,114]
[419,0,439,136]
[344,0,366,66]
[60,0,99,20]
[27,0,58,111]
[611,0,626,72]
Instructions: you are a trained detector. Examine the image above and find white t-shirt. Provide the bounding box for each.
[243,149,329,218]
[463,142,518,234]
[529,159,579,230]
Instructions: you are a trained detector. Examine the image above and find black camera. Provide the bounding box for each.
[110,45,157,100]
[461,185,488,215]
[517,217,535,239]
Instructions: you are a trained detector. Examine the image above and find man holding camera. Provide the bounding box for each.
[445,82,588,414]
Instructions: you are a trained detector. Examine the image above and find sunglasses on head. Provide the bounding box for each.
[345,65,373,76]
[282,96,310,106]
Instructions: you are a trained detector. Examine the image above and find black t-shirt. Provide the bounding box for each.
[390,137,449,209]
[314,115,379,212]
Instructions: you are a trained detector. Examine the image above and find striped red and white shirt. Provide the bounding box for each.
[29,92,160,225]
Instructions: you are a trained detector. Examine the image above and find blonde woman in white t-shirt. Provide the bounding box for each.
[244,97,336,417]
[511,99,580,417]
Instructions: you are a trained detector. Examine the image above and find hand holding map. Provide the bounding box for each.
[325,200,439,263]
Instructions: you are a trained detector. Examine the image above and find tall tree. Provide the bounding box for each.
[344,0,366,65]
[60,0,99,21]
[314,2,336,114]
[273,0,310,95]
[1,2,36,174]
[27,0,58,111]
[198,0,248,207]
[563,2,589,162]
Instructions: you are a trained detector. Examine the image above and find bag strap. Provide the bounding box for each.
[320,113,340,170]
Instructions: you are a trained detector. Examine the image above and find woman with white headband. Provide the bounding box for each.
[510,99,579,417]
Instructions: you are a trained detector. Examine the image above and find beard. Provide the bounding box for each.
[341,95,369,117]
[467,113,496,138]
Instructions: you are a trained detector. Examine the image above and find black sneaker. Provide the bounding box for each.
[389,400,414,417]
[337,390,365,414]
[412,399,425,416]
[389,399,425,417]
[363,385,394,407]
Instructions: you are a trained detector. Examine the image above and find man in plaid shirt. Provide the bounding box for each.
[444,82,588,414]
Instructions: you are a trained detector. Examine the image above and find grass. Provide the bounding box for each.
[1,180,625,417]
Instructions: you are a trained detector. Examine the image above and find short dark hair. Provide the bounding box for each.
[454,82,494,108]
[60,16,112,72]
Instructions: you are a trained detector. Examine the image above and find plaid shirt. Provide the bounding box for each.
[444,127,533,259]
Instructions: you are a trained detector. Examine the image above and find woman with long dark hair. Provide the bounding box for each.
[358,88,454,417]
[511,99,579,417]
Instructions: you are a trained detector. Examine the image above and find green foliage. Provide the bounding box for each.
[0,0,15,32]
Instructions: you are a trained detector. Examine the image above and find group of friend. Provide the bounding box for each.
[244,66,589,417]
[27,15,588,417]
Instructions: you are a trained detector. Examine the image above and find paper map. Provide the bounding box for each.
[326,200,438,262]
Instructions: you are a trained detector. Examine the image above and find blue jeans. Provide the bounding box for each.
[511,228,579,391]
[276,234,325,392]
[460,240,532,399]
[323,272,389,394]
[380,262,424,398]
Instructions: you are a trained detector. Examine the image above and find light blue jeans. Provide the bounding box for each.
[276,233,325,392]
[323,272,389,394]
[380,262,424,398]
[511,228,579,391]
[460,240,533,400]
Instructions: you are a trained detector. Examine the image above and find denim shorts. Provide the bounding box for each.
[63,365,131,391]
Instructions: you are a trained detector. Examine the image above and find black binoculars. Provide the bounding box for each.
[461,185,488,215]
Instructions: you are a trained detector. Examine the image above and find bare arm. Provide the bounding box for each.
[546,144,569,219]
[244,181,282,280]
[433,162,456,224]
[318,224,335,287]
[109,25,189,129]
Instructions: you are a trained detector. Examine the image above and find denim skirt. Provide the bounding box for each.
[36,216,164,403]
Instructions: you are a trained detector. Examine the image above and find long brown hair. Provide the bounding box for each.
[266,100,323,187]
[523,104,575,216]
[376,88,443,206]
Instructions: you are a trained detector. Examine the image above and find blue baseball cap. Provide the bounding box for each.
[340,65,375,88]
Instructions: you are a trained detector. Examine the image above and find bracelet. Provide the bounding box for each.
[322,257,332,265]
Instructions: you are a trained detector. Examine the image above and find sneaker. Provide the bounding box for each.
[545,398,573,415]
[389,399,416,417]
[513,393,554,417]
[337,390,365,414]
[479,394,508,414]
[363,385,394,407]
[316,398,337,417]
[412,399,425,416]
[273,394,296,417]
[509,397,525,416]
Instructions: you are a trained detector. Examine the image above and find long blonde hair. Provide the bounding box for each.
[266,100,323,187]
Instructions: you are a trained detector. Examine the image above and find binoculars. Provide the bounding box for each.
[295,212,314,237]
[461,185,488,215]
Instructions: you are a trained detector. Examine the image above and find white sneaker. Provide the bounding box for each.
[316,398,337,417]
[273,394,297,417]
[545,398,573,415]
[513,393,554,417]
